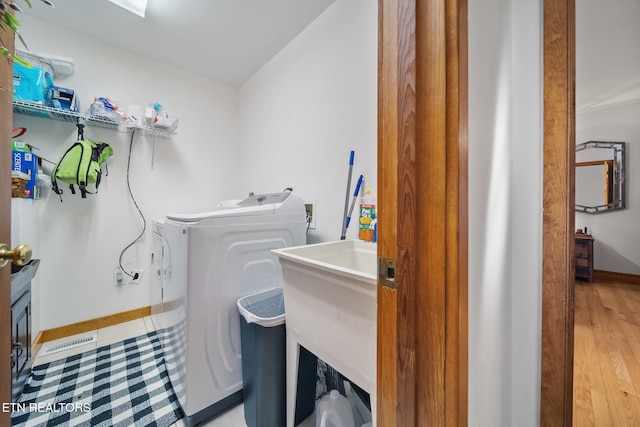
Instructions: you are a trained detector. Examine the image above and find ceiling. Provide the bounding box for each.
[23,0,336,87]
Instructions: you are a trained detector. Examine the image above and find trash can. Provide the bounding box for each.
[238,287,318,427]
[238,287,287,427]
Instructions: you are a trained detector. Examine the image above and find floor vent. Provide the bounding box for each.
[42,334,97,355]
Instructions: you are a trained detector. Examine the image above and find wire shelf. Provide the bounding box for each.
[14,50,56,78]
[15,49,76,77]
[12,100,177,139]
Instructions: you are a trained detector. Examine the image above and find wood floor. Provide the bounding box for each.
[573,277,640,426]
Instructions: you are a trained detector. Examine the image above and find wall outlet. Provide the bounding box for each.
[114,267,124,286]
[130,269,144,285]
[304,199,316,230]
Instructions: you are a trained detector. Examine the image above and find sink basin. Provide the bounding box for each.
[272,239,377,426]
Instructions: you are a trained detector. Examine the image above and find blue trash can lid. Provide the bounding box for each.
[237,287,285,327]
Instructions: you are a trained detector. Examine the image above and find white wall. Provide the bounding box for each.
[238,0,378,243]
[14,15,242,334]
[468,0,542,425]
[575,0,640,275]
[13,0,377,331]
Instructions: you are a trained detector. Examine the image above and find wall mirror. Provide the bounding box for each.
[575,141,625,214]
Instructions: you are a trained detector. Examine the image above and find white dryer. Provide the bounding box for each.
[155,192,306,425]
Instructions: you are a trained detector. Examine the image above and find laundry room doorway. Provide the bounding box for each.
[0,3,472,425]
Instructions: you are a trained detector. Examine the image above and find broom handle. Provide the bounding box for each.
[340,151,355,240]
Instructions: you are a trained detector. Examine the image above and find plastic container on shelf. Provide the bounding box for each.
[315,390,355,427]
[145,102,178,132]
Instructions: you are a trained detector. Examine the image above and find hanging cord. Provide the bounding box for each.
[118,129,147,279]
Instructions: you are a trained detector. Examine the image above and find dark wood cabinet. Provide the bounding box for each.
[575,234,594,282]
[10,259,38,402]
[11,288,30,402]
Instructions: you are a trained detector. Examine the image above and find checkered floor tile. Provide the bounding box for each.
[11,331,184,427]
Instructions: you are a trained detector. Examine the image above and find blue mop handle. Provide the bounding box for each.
[344,174,364,231]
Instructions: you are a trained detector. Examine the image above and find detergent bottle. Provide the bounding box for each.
[315,390,355,427]
[359,189,376,242]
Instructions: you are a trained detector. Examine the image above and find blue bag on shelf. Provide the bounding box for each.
[13,62,54,104]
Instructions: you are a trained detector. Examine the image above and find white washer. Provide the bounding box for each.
[154,192,306,426]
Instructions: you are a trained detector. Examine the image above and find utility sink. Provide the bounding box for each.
[272,239,377,427]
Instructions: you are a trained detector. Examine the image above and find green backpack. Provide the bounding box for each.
[51,139,114,200]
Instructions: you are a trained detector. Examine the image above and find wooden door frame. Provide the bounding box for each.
[541,0,575,425]
[1,23,15,425]
[377,0,468,424]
